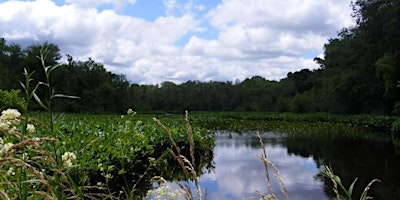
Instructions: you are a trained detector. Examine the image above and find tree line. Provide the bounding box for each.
[1,0,399,115]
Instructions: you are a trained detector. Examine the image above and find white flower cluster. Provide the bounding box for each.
[26,124,35,133]
[0,137,13,157]
[0,109,21,131]
[127,108,136,115]
[146,183,184,200]
[62,151,76,168]
[0,108,35,134]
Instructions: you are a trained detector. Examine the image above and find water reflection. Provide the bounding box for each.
[199,131,327,200]
[287,135,400,199]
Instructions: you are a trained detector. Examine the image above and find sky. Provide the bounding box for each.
[0,0,355,84]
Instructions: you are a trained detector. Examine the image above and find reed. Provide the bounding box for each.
[153,110,204,200]
[255,132,289,200]
[322,165,380,200]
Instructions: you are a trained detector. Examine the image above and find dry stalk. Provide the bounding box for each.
[32,191,56,200]
[81,185,118,200]
[79,137,101,154]
[0,133,89,199]
[256,132,290,200]
[10,137,57,151]
[153,111,204,200]
[153,117,189,177]
[0,190,11,200]
[0,157,52,191]
[360,179,381,200]
[185,110,196,168]
[323,166,341,199]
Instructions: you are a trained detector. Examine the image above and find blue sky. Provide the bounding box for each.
[0,0,354,84]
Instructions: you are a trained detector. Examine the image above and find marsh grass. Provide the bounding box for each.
[0,114,115,199]
[152,110,205,200]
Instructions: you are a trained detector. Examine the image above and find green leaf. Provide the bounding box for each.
[47,64,61,74]
[38,81,50,88]
[33,92,48,110]
[19,82,27,91]
[28,83,41,100]
[53,94,81,99]
[333,175,342,184]
[348,177,358,196]
[118,169,125,175]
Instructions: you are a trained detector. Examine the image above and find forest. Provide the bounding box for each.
[1,0,399,115]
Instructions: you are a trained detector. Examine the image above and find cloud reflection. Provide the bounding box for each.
[198,132,326,200]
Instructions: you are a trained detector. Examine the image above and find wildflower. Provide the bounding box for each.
[98,163,104,171]
[0,121,10,130]
[62,151,76,168]
[97,182,103,190]
[149,157,157,166]
[26,124,35,133]
[104,173,113,179]
[0,142,14,155]
[127,108,136,115]
[1,109,21,120]
[7,167,15,176]
[146,184,183,200]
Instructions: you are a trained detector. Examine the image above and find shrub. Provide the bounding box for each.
[0,89,25,112]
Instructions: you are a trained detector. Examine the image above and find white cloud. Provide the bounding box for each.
[65,0,137,10]
[0,0,354,84]
[199,132,326,199]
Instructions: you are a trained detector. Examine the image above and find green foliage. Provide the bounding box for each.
[0,89,25,111]
[322,165,380,200]
[1,46,215,198]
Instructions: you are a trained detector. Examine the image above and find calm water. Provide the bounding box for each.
[191,131,400,200]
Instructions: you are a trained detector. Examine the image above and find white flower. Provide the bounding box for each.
[127,108,136,115]
[104,173,113,179]
[26,124,35,133]
[6,167,15,176]
[64,160,73,168]
[0,142,14,155]
[0,121,10,130]
[1,109,21,120]
[62,152,76,168]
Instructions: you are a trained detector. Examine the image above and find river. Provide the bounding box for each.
[192,131,400,200]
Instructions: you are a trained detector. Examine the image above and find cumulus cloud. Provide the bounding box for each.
[0,0,354,84]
